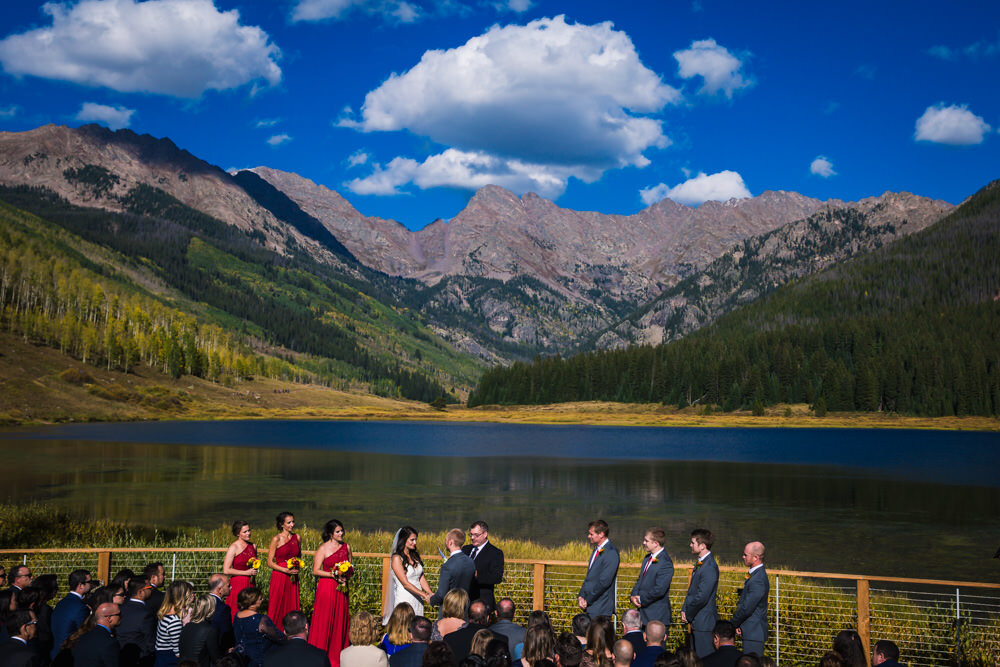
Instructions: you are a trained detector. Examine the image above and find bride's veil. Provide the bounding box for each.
[382,527,404,622]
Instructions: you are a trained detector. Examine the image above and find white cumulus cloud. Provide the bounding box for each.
[76,102,135,129]
[267,133,292,146]
[914,104,991,145]
[0,0,282,98]
[291,0,419,23]
[640,170,751,207]
[346,148,578,198]
[347,150,371,168]
[673,38,753,98]
[810,156,836,178]
[342,15,680,195]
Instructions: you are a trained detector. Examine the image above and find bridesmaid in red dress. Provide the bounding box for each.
[308,518,354,667]
[223,520,259,621]
[266,511,302,632]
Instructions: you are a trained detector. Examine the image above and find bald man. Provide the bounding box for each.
[73,603,121,666]
[612,639,634,667]
[731,541,769,657]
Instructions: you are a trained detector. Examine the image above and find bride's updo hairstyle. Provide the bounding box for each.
[322,519,345,542]
[393,526,423,569]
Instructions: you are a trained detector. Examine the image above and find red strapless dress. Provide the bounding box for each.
[308,544,352,667]
[267,534,301,631]
[226,542,257,621]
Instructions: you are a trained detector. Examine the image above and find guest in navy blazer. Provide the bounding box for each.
[72,603,121,667]
[2,608,40,667]
[50,569,93,660]
[629,528,674,627]
[681,528,719,659]
[207,573,234,652]
[731,542,769,657]
[117,576,155,666]
[388,616,432,667]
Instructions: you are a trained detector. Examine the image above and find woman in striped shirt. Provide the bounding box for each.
[154,580,195,667]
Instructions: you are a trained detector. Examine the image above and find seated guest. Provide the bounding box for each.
[389,616,431,667]
[871,639,905,667]
[118,576,156,667]
[484,638,513,667]
[580,616,614,667]
[51,569,93,662]
[446,601,507,662]
[820,653,846,667]
[380,602,414,657]
[232,587,285,667]
[490,599,525,659]
[178,595,219,667]
[340,610,389,667]
[262,610,330,667]
[206,574,233,653]
[554,633,582,667]
[520,624,555,667]
[633,621,667,667]
[72,603,121,667]
[2,608,39,666]
[0,590,15,644]
[571,615,590,650]
[611,640,633,667]
[470,630,495,660]
[432,590,469,641]
[620,610,644,658]
[423,641,458,667]
[702,621,742,667]
[734,656,761,667]
[110,570,135,596]
[832,630,866,667]
[155,580,195,667]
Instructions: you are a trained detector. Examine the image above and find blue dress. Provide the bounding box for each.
[233,613,285,667]
[380,635,410,656]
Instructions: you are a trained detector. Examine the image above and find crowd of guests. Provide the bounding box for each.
[0,513,911,667]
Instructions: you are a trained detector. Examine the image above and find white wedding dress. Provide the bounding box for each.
[384,560,424,623]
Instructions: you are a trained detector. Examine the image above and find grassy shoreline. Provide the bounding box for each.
[3,333,998,431]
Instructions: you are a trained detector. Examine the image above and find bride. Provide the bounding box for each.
[383,526,433,623]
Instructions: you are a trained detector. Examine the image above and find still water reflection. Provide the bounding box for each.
[0,421,997,581]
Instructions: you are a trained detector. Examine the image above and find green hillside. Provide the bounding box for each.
[469,180,1000,416]
[0,185,481,401]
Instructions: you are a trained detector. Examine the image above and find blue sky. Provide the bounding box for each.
[1,0,998,230]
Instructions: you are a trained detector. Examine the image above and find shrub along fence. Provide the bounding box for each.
[4,548,998,666]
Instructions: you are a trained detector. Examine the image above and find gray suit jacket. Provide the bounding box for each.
[578,541,620,618]
[630,550,674,626]
[429,551,475,606]
[682,554,719,632]
[730,566,769,645]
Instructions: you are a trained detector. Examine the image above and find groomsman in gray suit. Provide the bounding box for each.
[578,519,620,619]
[429,528,476,607]
[681,528,719,659]
[629,527,674,627]
[731,541,769,657]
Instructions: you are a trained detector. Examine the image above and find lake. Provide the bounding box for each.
[0,420,998,582]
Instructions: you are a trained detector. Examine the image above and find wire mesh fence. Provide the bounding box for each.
[4,549,1000,666]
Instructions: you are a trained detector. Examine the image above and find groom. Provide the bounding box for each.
[429,528,476,607]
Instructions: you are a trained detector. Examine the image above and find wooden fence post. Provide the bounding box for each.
[533,563,545,611]
[382,556,391,617]
[857,578,870,657]
[98,551,111,586]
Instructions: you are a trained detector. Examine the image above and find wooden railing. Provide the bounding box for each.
[4,548,999,666]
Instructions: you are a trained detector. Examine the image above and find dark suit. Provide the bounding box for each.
[209,593,234,652]
[681,554,719,658]
[731,566,768,656]
[701,645,742,667]
[178,620,220,667]
[117,599,155,666]
[461,542,504,611]
[444,623,508,662]
[429,552,475,607]
[622,630,645,657]
[0,638,40,667]
[145,589,164,617]
[630,549,674,626]
[388,642,427,667]
[73,626,119,667]
[51,593,89,660]
[578,540,619,618]
[488,619,525,652]
[633,645,665,667]
[262,637,330,667]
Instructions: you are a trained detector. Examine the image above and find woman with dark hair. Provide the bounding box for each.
[423,640,459,667]
[383,526,432,623]
[520,624,555,667]
[580,616,614,667]
[110,568,135,594]
[34,574,60,663]
[484,637,512,667]
[832,630,867,667]
[223,520,258,622]
[0,589,14,643]
[309,519,354,667]
[266,511,301,632]
[233,587,285,667]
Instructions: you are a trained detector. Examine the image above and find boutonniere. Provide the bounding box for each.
[695,560,703,569]
[745,572,752,580]
[650,556,659,564]
[597,546,605,555]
